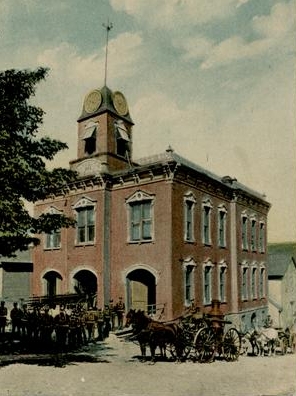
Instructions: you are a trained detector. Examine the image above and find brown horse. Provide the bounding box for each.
[125,309,181,361]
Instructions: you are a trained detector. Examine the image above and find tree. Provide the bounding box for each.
[0,67,77,257]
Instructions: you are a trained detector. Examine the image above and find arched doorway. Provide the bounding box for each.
[43,270,62,297]
[73,269,97,307]
[126,269,156,315]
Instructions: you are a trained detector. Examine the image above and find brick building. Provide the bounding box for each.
[33,85,270,328]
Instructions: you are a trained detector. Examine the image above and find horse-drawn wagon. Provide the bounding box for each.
[125,300,241,363]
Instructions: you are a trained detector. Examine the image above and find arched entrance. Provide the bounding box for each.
[73,269,97,306]
[43,270,62,297]
[126,269,156,315]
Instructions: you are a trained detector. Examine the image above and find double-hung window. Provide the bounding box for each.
[242,214,248,251]
[203,262,213,304]
[251,217,257,252]
[259,221,265,253]
[259,265,266,298]
[44,206,63,249]
[202,199,212,245]
[184,192,196,242]
[77,207,95,243]
[73,197,96,244]
[46,230,61,249]
[219,263,227,302]
[183,259,196,307]
[251,265,257,299]
[241,264,248,301]
[130,201,152,241]
[126,191,154,242]
[218,205,227,248]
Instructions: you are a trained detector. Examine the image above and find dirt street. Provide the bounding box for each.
[0,334,295,396]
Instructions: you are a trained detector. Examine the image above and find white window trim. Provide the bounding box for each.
[202,198,213,246]
[218,260,228,303]
[182,257,197,307]
[184,191,196,242]
[43,206,63,250]
[203,260,214,305]
[217,204,227,248]
[250,214,257,252]
[250,262,258,300]
[259,262,266,298]
[241,211,249,251]
[259,220,266,253]
[126,190,155,243]
[72,196,97,245]
[240,261,249,301]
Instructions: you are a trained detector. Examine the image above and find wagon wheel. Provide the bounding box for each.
[222,328,241,361]
[193,327,216,363]
[168,330,192,360]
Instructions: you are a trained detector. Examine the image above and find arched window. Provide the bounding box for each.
[43,271,62,297]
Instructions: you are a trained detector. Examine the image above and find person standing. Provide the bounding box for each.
[10,302,22,338]
[54,305,69,350]
[115,297,125,330]
[97,308,104,341]
[0,301,7,336]
[103,305,111,338]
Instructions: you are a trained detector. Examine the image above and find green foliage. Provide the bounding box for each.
[0,67,77,257]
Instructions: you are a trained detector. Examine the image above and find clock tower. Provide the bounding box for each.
[70,85,134,177]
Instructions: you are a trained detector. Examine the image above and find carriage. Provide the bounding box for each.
[125,300,241,363]
[173,306,241,362]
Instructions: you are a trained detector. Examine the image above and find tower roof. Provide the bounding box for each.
[78,85,133,124]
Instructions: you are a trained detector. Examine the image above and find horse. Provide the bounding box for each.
[253,327,278,356]
[125,309,181,362]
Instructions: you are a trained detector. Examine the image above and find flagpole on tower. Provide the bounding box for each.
[102,19,113,87]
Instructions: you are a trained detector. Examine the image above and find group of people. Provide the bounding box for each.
[0,297,125,352]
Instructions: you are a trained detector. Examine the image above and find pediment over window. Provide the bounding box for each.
[44,206,63,215]
[182,257,197,269]
[126,190,155,204]
[218,203,227,213]
[203,258,214,267]
[72,196,96,210]
[202,197,213,208]
[184,191,196,203]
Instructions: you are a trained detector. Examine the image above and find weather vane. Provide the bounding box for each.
[102,19,113,87]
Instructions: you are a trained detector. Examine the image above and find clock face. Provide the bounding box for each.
[112,91,128,116]
[84,90,102,114]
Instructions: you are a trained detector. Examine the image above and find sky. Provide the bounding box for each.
[1,0,295,243]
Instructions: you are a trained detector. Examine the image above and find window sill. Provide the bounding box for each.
[128,240,154,245]
[44,247,61,251]
[184,239,195,244]
[75,242,95,247]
